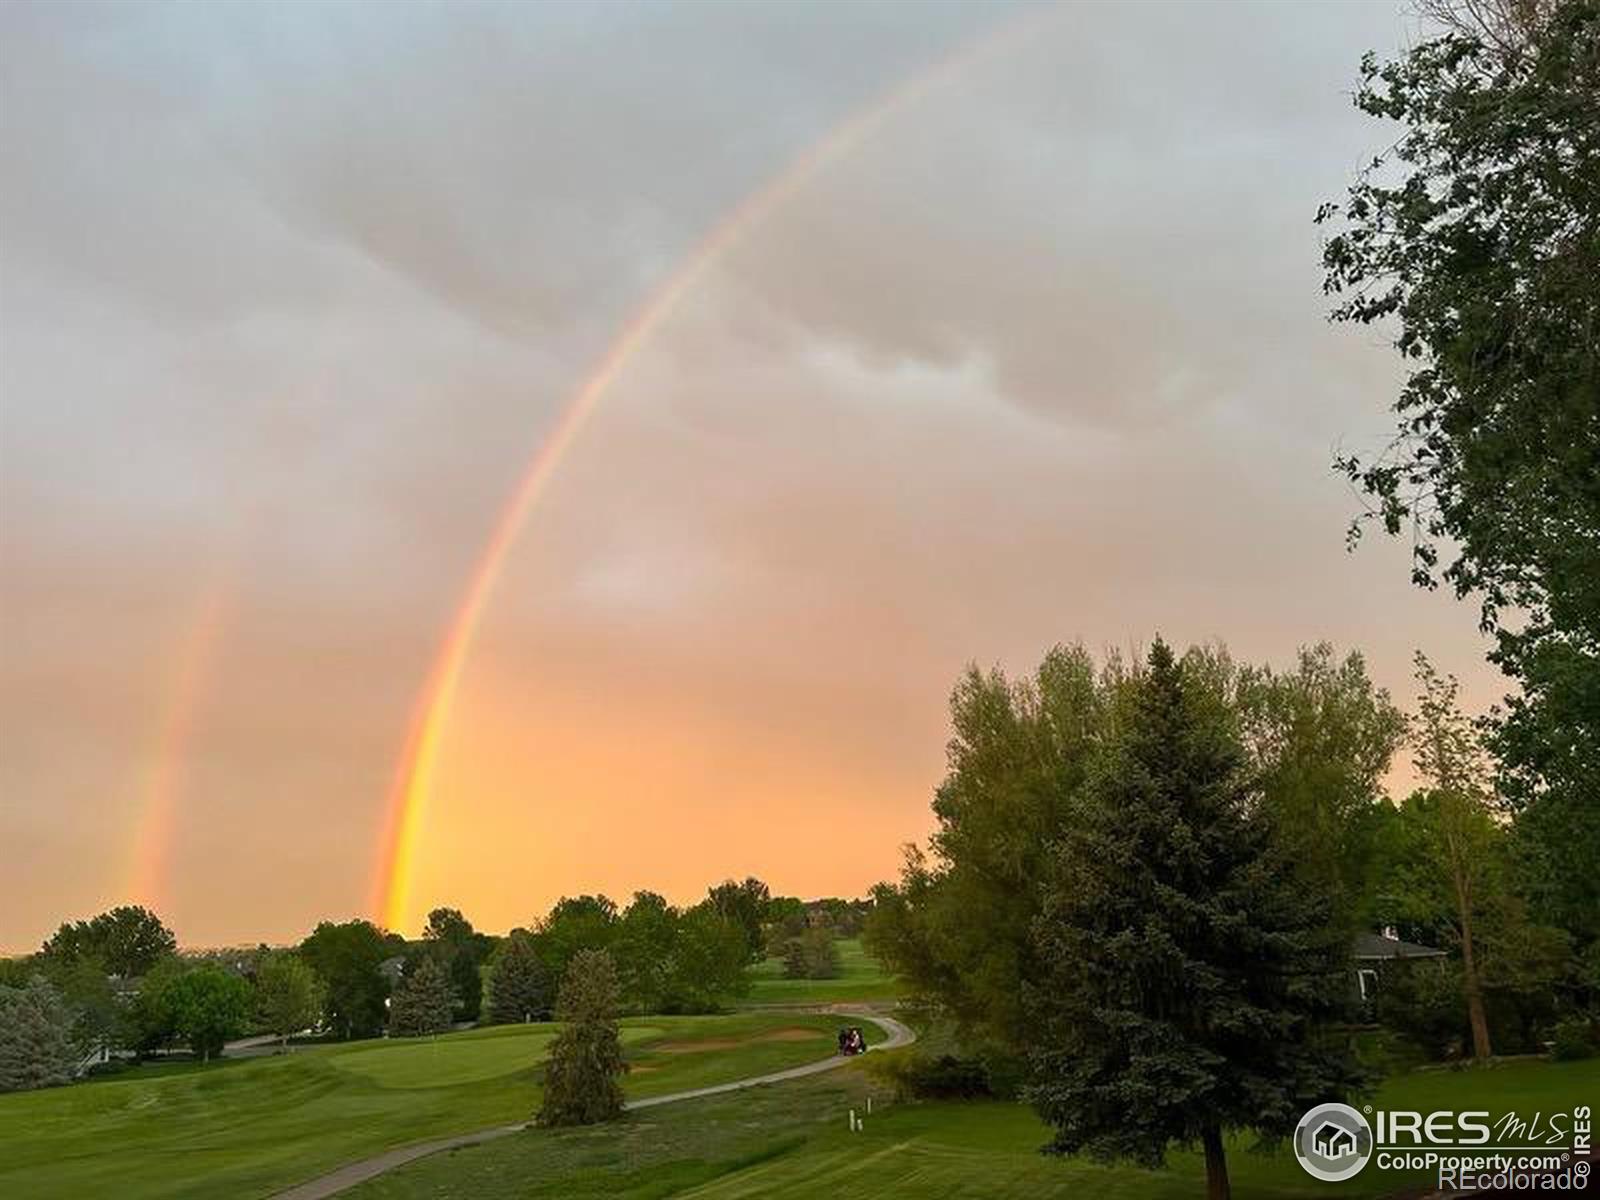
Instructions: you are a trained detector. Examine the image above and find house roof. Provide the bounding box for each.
[1353,932,1446,961]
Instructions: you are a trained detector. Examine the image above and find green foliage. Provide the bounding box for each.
[256,952,324,1047]
[1235,644,1406,925]
[388,955,455,1038]
[1552,1016,1597,1061]
[537,896,618,985]
[166,965,252,1062]
[612,892,678,1014]
[704,878,770,964]
[39,905,176,977]
[420,907,492,1022]
[123,956,189,1056]
[865,644,1116,1048]
[0,977,78,1092]
[485,930,552,1024]
[780,928,840,980]
[532,892,750,1016]
[1376,961,1469,1061]
[1027,641,1361,1198]
[865,639,1400,1068]
[38,956,121,1059]
[538,950,626,1126]
[665,906,750,1013]
[871,1051,993,1100]
[1319,1,1600,947]
[299,920,392,1040]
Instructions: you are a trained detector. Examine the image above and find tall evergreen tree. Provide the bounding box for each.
[0,977,78,1092]
[387,955,454,1038]
[538,949,626,1126]
[485,930,551,1024]
[1027,641,1359,1200]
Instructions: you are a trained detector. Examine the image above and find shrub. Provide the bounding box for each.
[871,1051,993,1100]
[1551,1016,1597,1062]
[1376,962,1466,1061]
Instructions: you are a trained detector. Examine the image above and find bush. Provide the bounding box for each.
[1551,1016,1597,1062]
[1376,962,1466,1061]
[870,1051,993,1100]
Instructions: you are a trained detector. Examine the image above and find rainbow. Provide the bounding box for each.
[128,580,231,913]
[370,9,1049,935]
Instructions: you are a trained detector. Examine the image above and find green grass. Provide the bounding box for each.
[349,1054,1600,1200]
[0,1012,867,1199]
[745,939,902,1006]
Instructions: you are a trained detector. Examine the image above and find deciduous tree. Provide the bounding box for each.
[1319,1,1600,947]
[256,952,323,1050]
[705,878,770,964]
[537,896,618,985]
[299,920,391,1040]
[40,906,176,977]
[667,906,750,1012]
[167,965,252,1063]
[864,645,1115,1048]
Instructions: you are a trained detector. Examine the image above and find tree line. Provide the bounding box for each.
[0,878,865,1090]
[865,639,1596,1200]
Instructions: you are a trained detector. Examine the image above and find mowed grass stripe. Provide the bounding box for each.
[0,1012,861,1199]
[349,1052,1600,1200]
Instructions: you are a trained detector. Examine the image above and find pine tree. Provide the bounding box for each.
[1027,640,1360,1200]
[0,977,78,1092]
[538,949,626,1125]
[486,931,551,1024]
[386,955,454,1038]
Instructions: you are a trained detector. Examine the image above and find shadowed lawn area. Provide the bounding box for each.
[349,1055,1600,1200]
[0,1012,869,1199]
[745,938,902,1006]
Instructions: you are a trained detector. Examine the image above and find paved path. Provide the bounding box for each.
[272,1011,914,1200]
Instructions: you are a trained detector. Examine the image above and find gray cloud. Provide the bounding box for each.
[0,0,1498,949]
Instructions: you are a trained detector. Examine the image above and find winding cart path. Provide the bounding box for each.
[271,1010,914,1199]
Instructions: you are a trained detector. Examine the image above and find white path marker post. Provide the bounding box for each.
[848,1109,857,1131]
[867,1096,873,1115]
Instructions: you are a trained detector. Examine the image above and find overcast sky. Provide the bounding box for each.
[0,0,1504,950]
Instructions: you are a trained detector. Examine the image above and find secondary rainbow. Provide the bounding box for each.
[370,10,1049,934]
[128,580,231,912]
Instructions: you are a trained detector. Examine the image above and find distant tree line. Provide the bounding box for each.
[0,876,880,1092]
